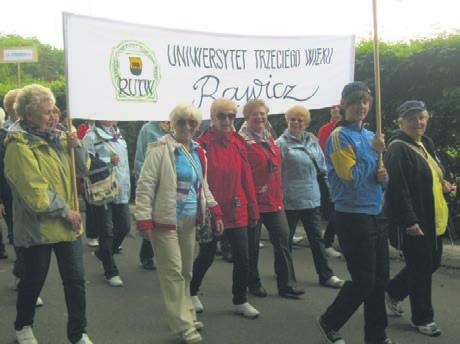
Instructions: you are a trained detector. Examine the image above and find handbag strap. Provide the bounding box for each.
[303,147,321,175]
[179,143,207,203]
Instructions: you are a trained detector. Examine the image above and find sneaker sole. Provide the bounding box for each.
[234,311,259,319]
[410,323,441,337]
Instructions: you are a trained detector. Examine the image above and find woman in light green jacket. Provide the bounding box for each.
[4,84,92,344]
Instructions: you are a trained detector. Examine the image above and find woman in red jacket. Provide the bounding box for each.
[190,98,260,319]
[238,99,304,299]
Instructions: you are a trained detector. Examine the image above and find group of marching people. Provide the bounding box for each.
[0,80,456,344]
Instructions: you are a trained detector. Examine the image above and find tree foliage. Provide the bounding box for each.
[0,33,458,169]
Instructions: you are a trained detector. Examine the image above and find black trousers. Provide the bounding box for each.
[190,227,249,305]
[323,209,336,248]
[387,235,442,325]
[285,208,333,284]
[248,211,296,292]
[93,203,130,278]
[322,212,389,342]
[84,198,98,240]
[139,239,155,261]
[14,238,87,343]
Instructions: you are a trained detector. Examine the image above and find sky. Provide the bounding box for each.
[1,0,459,48]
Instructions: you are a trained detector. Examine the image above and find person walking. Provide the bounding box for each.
[276,105,344,289]
[5,84,92,344]
[239,99,304,299]
[135,103,224,343]
[82,121,131,287]
[317,82,393,344]
[134,121,170,270]
[317,105,343,258]
[190,98,260,318]
[385,100,456,337]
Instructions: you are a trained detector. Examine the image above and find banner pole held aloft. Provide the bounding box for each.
[372,0,384,167]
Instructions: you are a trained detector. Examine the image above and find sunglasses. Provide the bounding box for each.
[216,112,236,121]
[176,119,199,128]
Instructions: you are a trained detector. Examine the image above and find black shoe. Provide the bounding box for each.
[113,246,122,254]
[141,259,156,270]
[0,250,8,259]
[317,316,345,344]
[278,286,305,299]
[248,285,267,297]
[365,338,395,344]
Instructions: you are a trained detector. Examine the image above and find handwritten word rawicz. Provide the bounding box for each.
[192,74,319,107]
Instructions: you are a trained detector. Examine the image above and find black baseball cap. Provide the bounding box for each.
[341,81,371,98]
[397,100,427,117]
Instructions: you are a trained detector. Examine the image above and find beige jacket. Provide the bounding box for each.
[135,134,222,230]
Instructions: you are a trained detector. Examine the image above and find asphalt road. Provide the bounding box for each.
[1,230,460,344]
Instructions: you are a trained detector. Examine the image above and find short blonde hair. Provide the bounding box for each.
[210,98,237,117]
[3,88,20,119]
[169,103,202,131]
[14,84,55,120]
[285,105,311,123]
[243,99,269,119]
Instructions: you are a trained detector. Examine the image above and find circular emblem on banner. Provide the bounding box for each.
[110,40,161,102]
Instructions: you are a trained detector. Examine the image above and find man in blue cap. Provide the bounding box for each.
[317,81,393,344]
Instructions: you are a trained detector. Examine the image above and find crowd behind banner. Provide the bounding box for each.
[0,82,457,344]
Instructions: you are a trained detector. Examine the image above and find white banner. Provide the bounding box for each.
[63,13,355,121]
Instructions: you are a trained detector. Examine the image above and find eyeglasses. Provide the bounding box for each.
[216,112,236,121]
[176,119,199,128]
[288,118,304,123]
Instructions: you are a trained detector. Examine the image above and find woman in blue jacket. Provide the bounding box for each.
[276,105,343,289]
[83,121,131,287]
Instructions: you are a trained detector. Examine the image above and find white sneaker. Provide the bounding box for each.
[107,275,123,287]
[411,321,441,337]
[35,296,44,307]
[16,326,38,344]
[191,296,204,313]
[234,302,260,319]
[325,246,342,258]
[292,235,304,245]
[87,238,99,247]
[76,333,94,344]
[323,276,345,289]
[193,320,204,331]
[259,241,264,248]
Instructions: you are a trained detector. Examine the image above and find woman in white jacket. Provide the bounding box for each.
[135,103,223,344]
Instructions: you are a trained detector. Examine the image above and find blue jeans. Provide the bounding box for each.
[285,208,333,284]
[14,237,87,343]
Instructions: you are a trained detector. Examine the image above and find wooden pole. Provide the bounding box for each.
[66,117,80,213]
[17,63,21,87]
[372,0,384,167]
[63,14,79,213]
